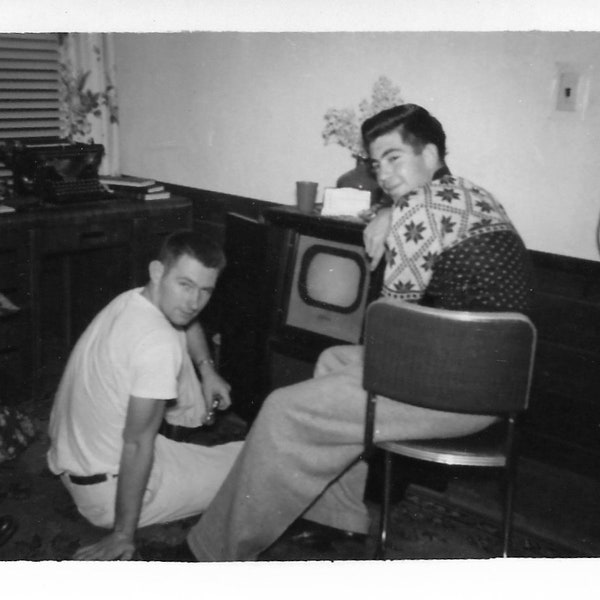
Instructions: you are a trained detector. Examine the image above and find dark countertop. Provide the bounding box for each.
[0,194,192,227]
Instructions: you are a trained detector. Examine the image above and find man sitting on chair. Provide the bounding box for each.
[159,104,534,562]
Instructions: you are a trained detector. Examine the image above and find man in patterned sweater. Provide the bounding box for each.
[362,104,532,314]
[165,104,534,562]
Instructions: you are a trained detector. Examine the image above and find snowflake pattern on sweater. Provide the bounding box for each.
[382,174,516,302]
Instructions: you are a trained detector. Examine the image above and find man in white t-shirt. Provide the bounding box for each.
[47,230,242,561]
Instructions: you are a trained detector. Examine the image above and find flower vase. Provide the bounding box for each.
[336,156,381,204]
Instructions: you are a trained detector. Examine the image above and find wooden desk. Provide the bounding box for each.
[0,196,192,404]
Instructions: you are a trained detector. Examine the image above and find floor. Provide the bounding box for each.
[2,395,600,562]
[443,456,600,557]
[202,416,600,558]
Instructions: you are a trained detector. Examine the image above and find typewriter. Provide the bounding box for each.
[11,138,115,205]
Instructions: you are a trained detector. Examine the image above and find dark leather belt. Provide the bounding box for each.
[67,473,116,485]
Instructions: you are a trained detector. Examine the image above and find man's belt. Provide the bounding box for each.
[67,473,117,485]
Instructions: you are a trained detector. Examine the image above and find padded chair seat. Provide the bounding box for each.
[377,423,507,467]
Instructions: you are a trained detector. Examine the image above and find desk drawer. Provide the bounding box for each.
[0,256,26,290]
[0,230,29,289]
[41,220,132,254]
[0,315,23,349]
[0,230,23,251]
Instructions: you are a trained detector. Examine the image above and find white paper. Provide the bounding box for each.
[321,187,371,218]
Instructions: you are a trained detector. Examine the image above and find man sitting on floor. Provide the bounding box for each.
[47,230,242,560]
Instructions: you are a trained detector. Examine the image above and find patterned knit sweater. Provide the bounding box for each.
[382,174,532,312]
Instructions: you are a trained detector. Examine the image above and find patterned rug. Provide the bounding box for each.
[259,487,578,562]
[0,399,243,561]
[0,413,579,562]
[371,486,577,559]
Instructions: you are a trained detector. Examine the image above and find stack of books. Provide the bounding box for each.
[99,175,172,201]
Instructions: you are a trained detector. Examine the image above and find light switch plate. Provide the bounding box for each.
[556,69,579,111]
[553,62,593,117]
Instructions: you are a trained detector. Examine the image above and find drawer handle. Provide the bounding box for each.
[80,231,108,242]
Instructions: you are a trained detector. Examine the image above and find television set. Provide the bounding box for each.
[261,206,384,398]
[282,232,373,345]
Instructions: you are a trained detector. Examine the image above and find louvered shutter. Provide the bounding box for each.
[0,33,61,140]
[0,33,61,198]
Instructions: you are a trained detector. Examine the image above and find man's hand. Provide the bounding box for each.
[73,530,135,561]
[198,363,232,416]
[363,207,392,271]
[185,321,232,417]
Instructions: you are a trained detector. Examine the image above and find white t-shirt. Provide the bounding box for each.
[47,288,185,476]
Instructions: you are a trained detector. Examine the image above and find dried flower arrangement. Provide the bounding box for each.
[321,76,404,159]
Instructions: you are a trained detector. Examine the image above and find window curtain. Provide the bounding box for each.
[58,33,120,176]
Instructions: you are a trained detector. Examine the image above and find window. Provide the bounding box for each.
[0,33,61,195]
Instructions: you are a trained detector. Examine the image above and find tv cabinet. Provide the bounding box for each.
[263,206,383,385]
[216,206,383,422]
[211,212,272,423]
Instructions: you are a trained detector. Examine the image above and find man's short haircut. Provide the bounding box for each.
[361,103,447,160]
[158,230,226,273]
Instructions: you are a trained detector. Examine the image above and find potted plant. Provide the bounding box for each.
[321,76,403,194]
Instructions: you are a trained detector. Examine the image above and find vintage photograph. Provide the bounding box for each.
[1,1,598,597]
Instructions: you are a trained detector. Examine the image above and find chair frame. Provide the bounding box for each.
[362,299,537,559]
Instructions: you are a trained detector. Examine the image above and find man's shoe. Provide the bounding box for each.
[285,518,367,549]
[0,515,17,547]
[136,540,197,562]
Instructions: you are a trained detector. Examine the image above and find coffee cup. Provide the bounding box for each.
[296,181,318,213]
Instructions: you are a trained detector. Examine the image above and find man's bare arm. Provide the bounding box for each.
[73,396,166,561]
[186,320,231,412]
[363,207,392,271]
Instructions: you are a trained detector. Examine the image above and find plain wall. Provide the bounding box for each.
[114,32,600,260]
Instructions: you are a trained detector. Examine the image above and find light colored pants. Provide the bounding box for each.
[60,349,243,528]
[63,435,243,528]
[186,345,496,561]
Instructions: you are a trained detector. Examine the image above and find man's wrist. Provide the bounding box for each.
[375,204,392,215]
[112,527,135,541]
[196,358,215,371]
[361,203,392,223]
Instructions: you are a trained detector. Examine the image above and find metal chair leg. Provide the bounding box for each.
[501,418,518,558]
[501,462,516,557]
[376,450,393,559]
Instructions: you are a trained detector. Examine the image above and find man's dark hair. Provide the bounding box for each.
[361,103,447,160]
[158,230,226,273]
